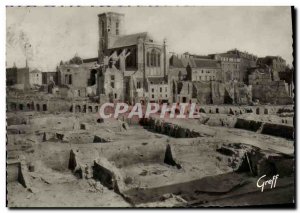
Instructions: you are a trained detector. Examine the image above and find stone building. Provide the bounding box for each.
[189,58,222,82]
[257,56,287,81]
[169,53,222,82]
[97,12,169,104]
[57,56,99,98]
[248,66,292,104]
[278,68,294,97]
[169,54,223,104]
[210,49,257,83]
[29,69,42,86]
[146,77,169,103]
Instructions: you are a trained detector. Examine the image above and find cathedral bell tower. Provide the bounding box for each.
[98,12,125,62]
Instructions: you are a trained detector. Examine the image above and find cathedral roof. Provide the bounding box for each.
[110,32,149,49]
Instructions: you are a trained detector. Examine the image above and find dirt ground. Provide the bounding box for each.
[6,111,295,207]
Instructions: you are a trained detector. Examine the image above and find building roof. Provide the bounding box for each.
[169,55,220,69]
[193,58,220,69]
[82,57,98,63]
[148,77,166,85]
[218,53,240,59]
[110,32,149,49]
[30,69,41,73]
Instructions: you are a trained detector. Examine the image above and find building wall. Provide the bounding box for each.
[59,64,89,88]
[249,72,272,85]
[148,83,169,102]
[191,67,221,82]
[252,81,293,104]
[6,67,17,86]
[175,81,193,103]
[100,66,124,102]
[220,57,240,82]
[16,68,29,86]
[29,72,42,86]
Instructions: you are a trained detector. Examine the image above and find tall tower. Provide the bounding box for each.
[98,12,125,61]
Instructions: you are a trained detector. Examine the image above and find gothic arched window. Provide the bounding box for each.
[147,49,161,67]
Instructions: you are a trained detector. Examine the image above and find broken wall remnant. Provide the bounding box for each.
[234,118,262,132]
[261,123,294,140]
[143,117,207,138]
[216,143,294,177]
[164,144,181,169]
[252,81,293,105]
[7,159,32,188]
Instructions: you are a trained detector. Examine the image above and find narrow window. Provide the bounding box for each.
[147,52,150,67]
[157,53,161,67]
[116,21,119,35]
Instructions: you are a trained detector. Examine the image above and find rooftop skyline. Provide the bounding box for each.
[6,6,293,70]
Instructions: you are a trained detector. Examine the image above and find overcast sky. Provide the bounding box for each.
[6,6,293,71]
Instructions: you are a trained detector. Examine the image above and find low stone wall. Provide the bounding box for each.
[142,118,203,138]
[235,118,262,132]
[233,118,294,140]
[261,123,294,140]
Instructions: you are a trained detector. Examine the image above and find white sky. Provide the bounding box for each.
[6,6,293,71]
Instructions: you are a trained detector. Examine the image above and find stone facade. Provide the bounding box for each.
[257,56,287,81]
[211,49,257,83]
[248,66,292,104]
[29,69,42,86]
[97,12,169,104]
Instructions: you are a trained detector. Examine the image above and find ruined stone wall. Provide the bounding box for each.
[59,65,89,89]
[211,82,225,104]
[103,67,124,101]
[234,83,252,105]
[193,81,212,104]
[252,80,293,104]
[177,81,193,103]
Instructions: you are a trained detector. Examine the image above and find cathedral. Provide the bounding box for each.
[97,12,169,104]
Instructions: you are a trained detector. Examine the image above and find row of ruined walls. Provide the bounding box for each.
[7,98,101,114]
[192,81,252,105]
[7,97,293,116]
